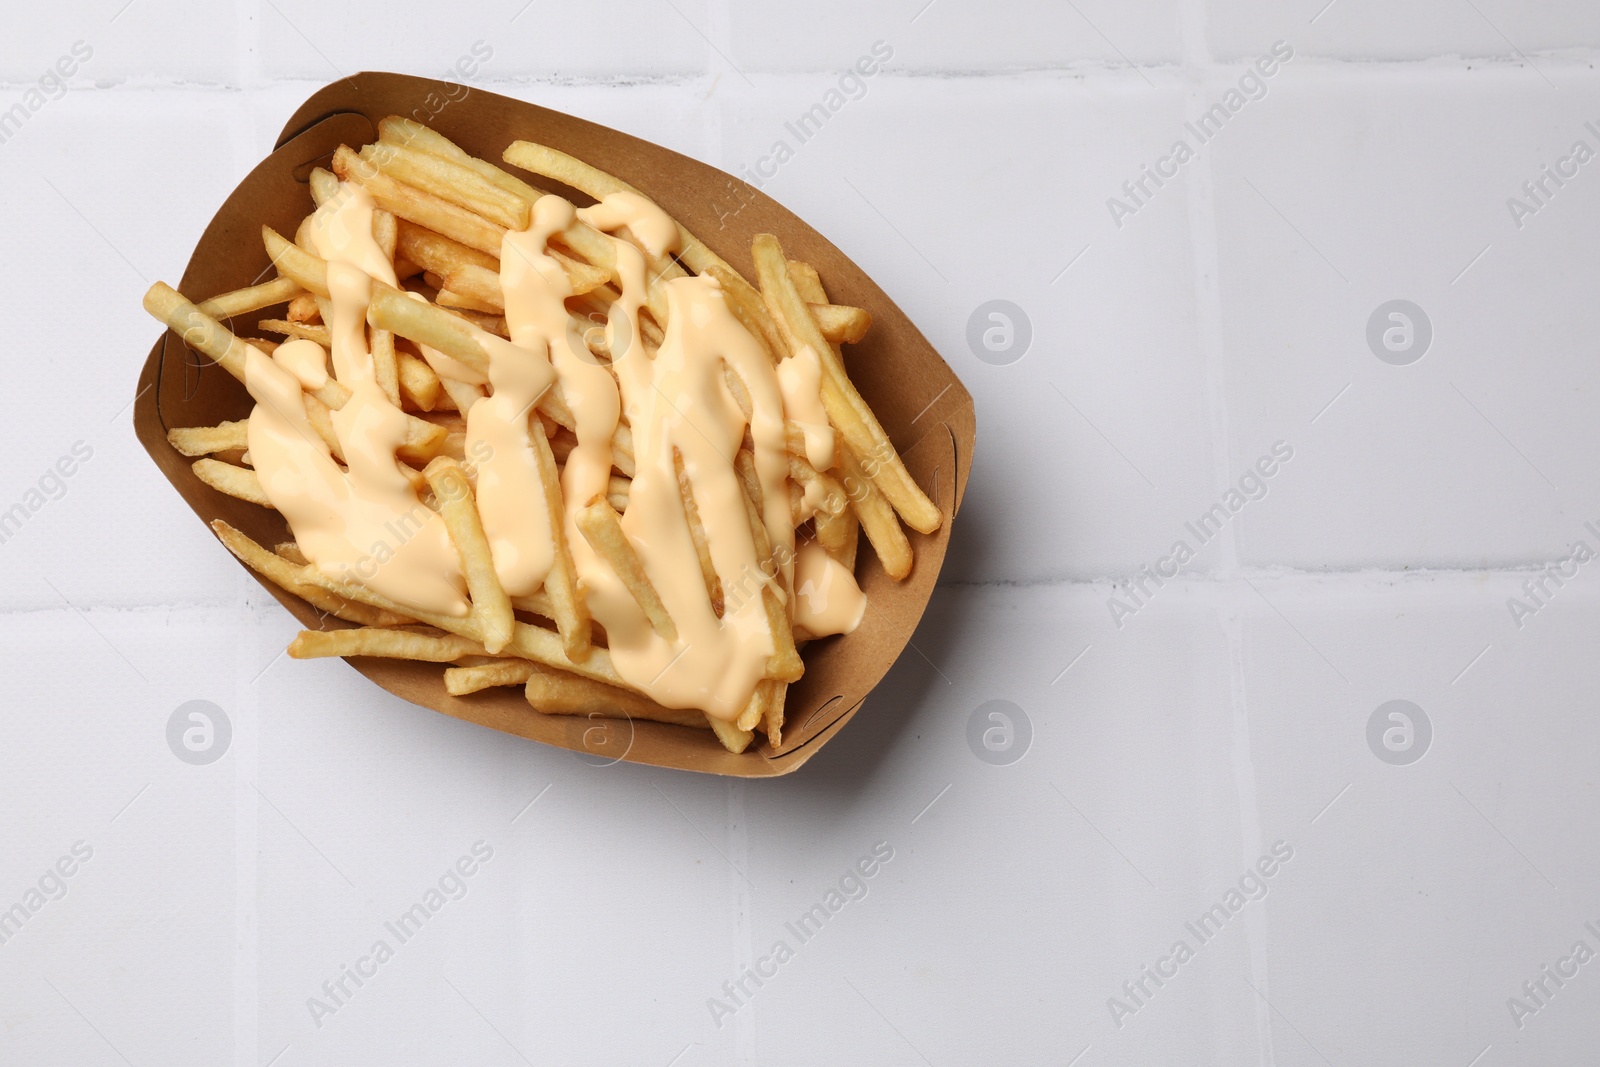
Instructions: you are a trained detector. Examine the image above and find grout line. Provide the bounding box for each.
[1175,4,1278,1065]
[1,559,1596,616]
[11,48,1600,97]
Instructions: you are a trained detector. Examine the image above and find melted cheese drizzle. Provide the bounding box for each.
[245,186,467,617]
[778,345,834,471]
[570,194,793,720]
[248,177,869,720]
[793,541,867,640]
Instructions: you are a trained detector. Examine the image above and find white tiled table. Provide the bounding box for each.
[4,2,1600,1064]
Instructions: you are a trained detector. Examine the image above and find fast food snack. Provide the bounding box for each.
[141,114,944,757]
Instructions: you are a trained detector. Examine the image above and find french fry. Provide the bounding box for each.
[789,453,852,555]
[287,292,321,323]
[193,458,271,508]
[753,233,942,535]
[424,457,516,654]
[335,144,506,257]
[197,275,302,321]
[787,264,862,565]
[674,448,722,614]
[372,327,400,406]
[524,669,708,728]
[142,282,444,464]
[168,420,248,457]
[380,115,546,205]
[264,225,495,381]
[733,452,805,683]
[761,680,787,748]
[257,319,332,346]
[501,140,720,286]
[289,627,485,662]
[837,444,910,580]
[530,418,593,662]
[360,140,531,231]
[510,590,557,621]
[445,658,536,695]
[397,350,442,410]
[309,166,340,206]
[576,496,677,642]
[708,716,754,754]
[396,220,499,275]
[810,302,871,345]
[212,521,410,628]
[606,475,630,512]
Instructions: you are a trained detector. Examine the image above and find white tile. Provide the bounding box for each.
[0,2,236,86]
[1208,0,1600,62]
[718,75,1222,583]
[0,90,256,611]
[13,8,1600,1065]
[257,0,712,82]
[1238,572,1600,1065]
[1209,65,1600,569]
[728,0,1184,72]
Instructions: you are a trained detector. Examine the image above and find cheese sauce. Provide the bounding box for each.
[249,176,869,719]
[247,186,467,617]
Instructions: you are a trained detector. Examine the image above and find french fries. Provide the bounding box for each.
[144,117,942,759]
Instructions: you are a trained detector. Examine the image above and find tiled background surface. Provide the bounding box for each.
[3,1,1599,1064]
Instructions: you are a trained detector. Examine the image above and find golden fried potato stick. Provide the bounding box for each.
[700,264,789,368]
[529,417,593,663]
[142,282,444,464]
[423,457,516,654]
[732,452,805,683]
[298,559,628,692]
[736,678,771,732]
[211,521,410,628]
[606,475,630,512]
[761,680,787,747]
[263,227,493,382]
[168,420,248,457]
[524,669,708,728]
[257,319,331,346]
[435,286,501,316]
[787,263,861,566]
[335,145,506,257]
[501,140,730,287]
[443,254,609,312]
[810,302,872,345]
[193,458,271,508]
[371,328,401,407]
[837,444,910,580]
[396,220,499,275]
[510,591,557,622]
[287,292,321,323]
[788,453,852,555]
[575,496,677,642]
[309,166,340,207]
[380,116,546,205]
[289,627,486,662]
[708,716,754,754]
[396,350,441,411]
[438,306,510,338]
[445,659,537,695]
[753,234,942,535]
[196,276,302,321]
[673,448,722,614]
[360,141,531,231]
[274,541,308,565]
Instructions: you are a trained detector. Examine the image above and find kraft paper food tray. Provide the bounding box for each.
[132,72,974,777]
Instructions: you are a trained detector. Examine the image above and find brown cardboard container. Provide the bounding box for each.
[132,73,974,776]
